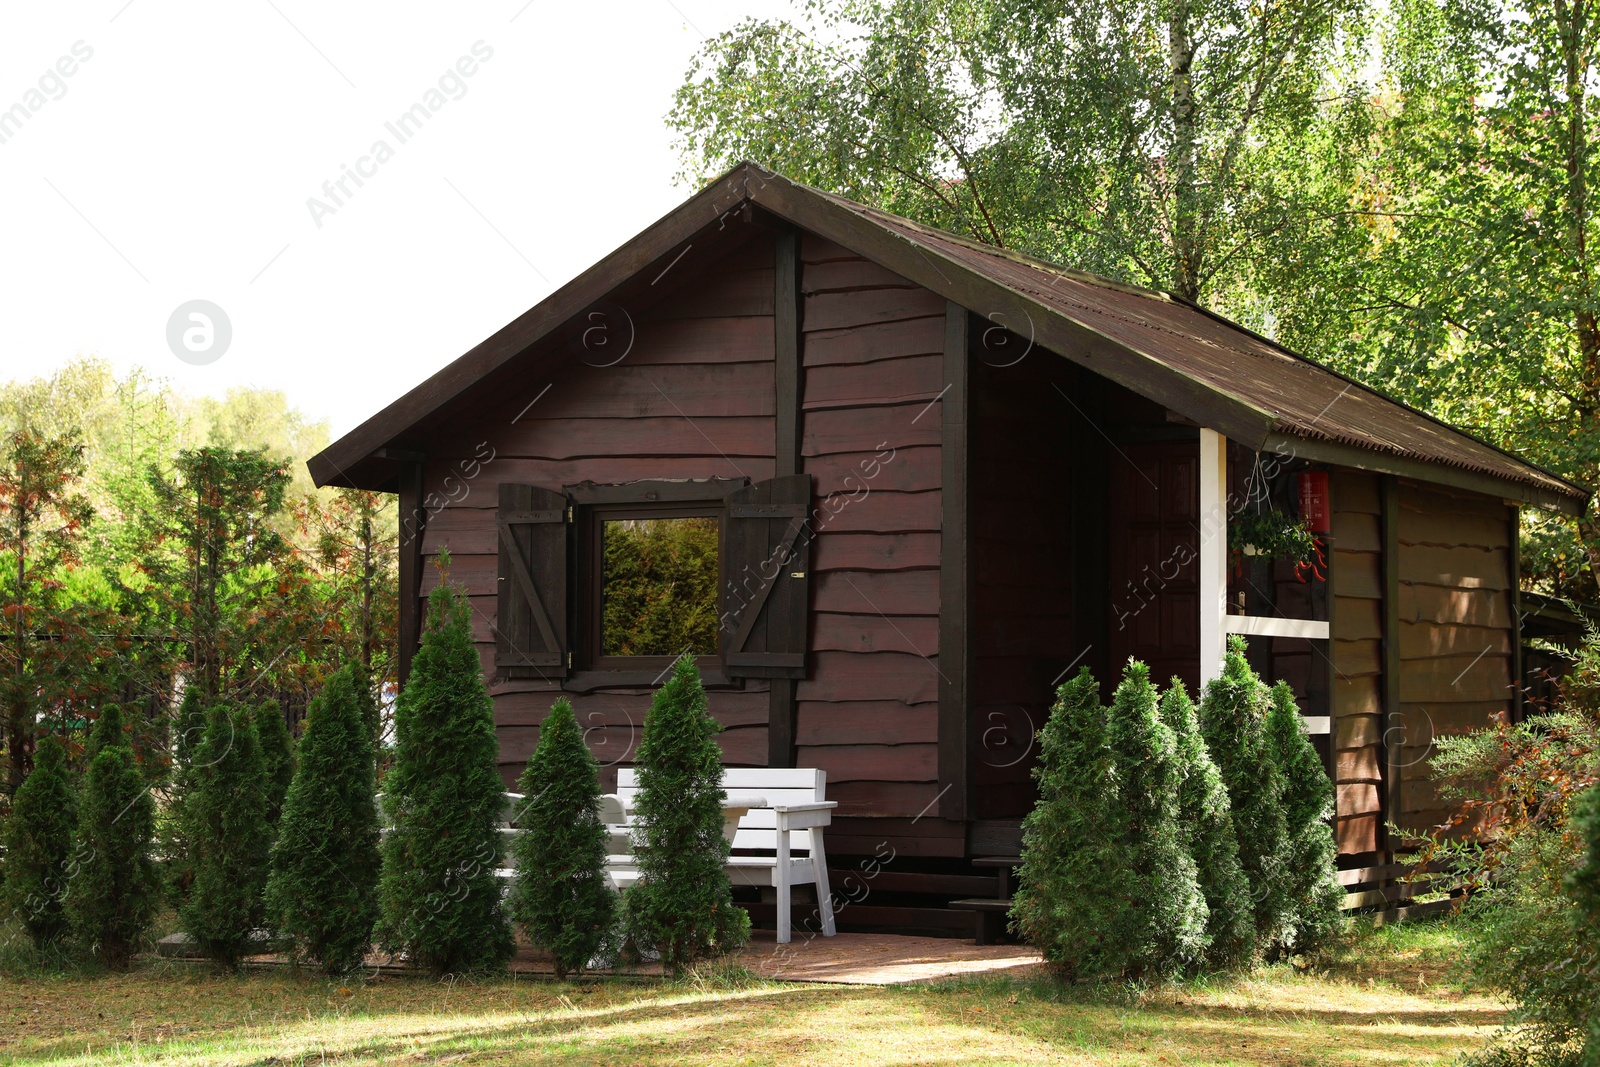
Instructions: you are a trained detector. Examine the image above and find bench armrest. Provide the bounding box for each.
[769,801,837,813]
[773,801,835,831]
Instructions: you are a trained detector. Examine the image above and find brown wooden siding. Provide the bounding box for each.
[417,234,778,788]
[1394,480,1516,833]
[795,234,951,850]
[1329,470,1384,856]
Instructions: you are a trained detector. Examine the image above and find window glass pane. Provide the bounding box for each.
[601,516,719,657]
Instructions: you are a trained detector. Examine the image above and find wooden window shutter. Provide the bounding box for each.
[496,483,568,678]
[721,474,812,679]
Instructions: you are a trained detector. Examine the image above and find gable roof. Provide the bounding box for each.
[310,162,1588,514]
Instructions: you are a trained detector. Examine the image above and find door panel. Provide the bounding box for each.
[1108,442,1201,693]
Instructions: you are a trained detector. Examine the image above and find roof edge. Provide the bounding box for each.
[1262,431,1587,515]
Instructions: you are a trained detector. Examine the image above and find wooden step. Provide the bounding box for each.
[948,898,1013,911]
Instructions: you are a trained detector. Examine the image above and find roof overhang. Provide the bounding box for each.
[309,162,1590,516]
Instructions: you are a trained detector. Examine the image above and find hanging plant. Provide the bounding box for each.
[1228,508,1325,581]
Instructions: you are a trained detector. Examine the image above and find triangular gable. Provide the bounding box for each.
[309,163,1587,513]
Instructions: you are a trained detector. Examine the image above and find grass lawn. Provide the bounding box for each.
[0,918,1504,1066]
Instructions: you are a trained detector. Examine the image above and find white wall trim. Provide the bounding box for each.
[1223,615,1331,641]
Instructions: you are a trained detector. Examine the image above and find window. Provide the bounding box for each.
[495,476,814,689]
[594,511,721,662]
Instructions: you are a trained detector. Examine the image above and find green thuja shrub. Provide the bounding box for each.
[1266,681,1344,956]
[254,698,295,827]
[1199,636,1292,951]
[64,705,159,969]
[180,702,273,968]
[164,684,209,907]
[1011,668,1120,978]
[624,657,749,974]
[510,698,617,978]
[377,580,512,975]
[0,736,76,949]
[1100,660,1207,979]
[1159,680,1255,969]
[266,667,381,975]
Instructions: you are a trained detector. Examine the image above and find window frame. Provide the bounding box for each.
[562,477,746,692]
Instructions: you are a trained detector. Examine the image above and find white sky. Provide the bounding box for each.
[0,0,798,439]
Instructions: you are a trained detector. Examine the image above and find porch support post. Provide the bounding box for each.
[1199,428,1228,684]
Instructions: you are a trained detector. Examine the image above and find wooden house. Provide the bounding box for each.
[310,163,1588,934]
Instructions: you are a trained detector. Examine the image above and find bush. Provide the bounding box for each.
[509,698,617,977]
[1571,787,1600,1067]
[1266,681,1343,955]
[1415,650,1600,1067]
[1011,667,1120,977]
[1099,660,1207,979]
[265,667,381,975]
[254,698,295,827]
[1159,680,1255,969]
[179,702,273,968]
[0,736,76,949]
[64,705,159,969]
[624,657,749,974]
[376,580,512,975]
[164,684,208,907]
[1198,636,1292,951]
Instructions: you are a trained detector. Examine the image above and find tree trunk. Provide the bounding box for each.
[1557,0,1600,579]
[1169,0,1202,302]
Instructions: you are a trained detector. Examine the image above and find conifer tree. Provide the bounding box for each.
[64,705,159,969]
[1159,681,1255,969]
[266,666,380,975]
[624,657,749,974]
[179,702,272,968]
[509,698,616,978]
[376,579,512,975]
[1011,667,1120,978]
[164,684,208,906]
[1266,681,1344,955]
[1198,636,1293,950]
[0,736,76,948]
[1099,661,1207,979]
[254,698,295,826]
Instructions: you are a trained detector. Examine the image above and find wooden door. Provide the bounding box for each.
[1107,441,1201,693]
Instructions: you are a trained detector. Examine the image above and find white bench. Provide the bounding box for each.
[606,767,838,944]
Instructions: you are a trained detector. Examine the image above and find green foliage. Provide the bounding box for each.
[601,517,719,656]
[253,699,294,826]
[1570,787,1600,1067]
[377,580,512,976]
[0,737,76,948]
[1266,681,1344,956]
[266,666,381,975]
[1415,630,1600,1067]
[1199,636,1292,953]
[624,658,749,974]
[671,0,1369,306]
[509,698,617,978]
[1100,661,1208,979]
[164,685,208,908]
[1011,668,1119,977]
[63,705,158,969]
[179,702,272,969]
[0,428,94,794]
[1159,681,1255,969]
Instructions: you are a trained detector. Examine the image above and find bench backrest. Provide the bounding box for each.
[614,767,826,853]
